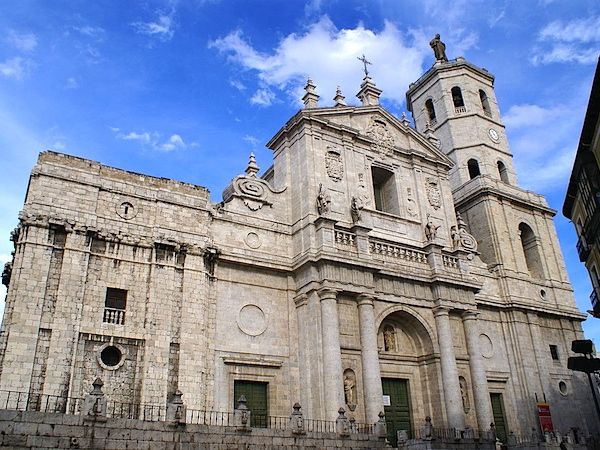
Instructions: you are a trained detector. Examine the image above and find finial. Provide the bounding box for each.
[245,153,260,177]
[302,77,320,108]
[429,34,448,62]
[357,54,372,78]
[401,112,410,126]
[333,86,346,107]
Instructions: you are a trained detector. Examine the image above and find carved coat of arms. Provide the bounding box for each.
[425,177,442,210]
[366,118,395,155]
[325,149,344,182]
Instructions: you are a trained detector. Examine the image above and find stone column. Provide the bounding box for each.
[319,288,345,421]
[433,306,465,429]
[462,311,493,430]
[357,295,384,423]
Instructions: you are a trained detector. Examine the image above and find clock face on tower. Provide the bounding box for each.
[488,128,500,142]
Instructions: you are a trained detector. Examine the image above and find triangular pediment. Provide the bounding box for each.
[289,105,453,169]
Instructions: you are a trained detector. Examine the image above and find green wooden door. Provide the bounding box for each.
[233,380,268,427]
[490,393,508,443]
[382,378,412,446]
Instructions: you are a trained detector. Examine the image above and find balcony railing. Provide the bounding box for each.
[592,288,599,312]
[103,308,125,325]
[455,106,467,114]
[576,236,591,262]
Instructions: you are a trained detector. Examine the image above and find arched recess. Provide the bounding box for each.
[479,90,491,117]
[376,305,439,435]
[518,222,544,278]
[451,86,465,111]
[425,99,437,124]
[467,159,481,179]
[497,161,509,183]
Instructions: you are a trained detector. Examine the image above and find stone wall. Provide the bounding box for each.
[0,409,388,450]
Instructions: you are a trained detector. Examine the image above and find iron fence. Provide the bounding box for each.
[0,389,375,435]
[0,390,82,414]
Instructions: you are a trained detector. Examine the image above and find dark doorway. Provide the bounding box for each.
[382,378,412,446]
[234,380,268,427]
[490,393,508,443]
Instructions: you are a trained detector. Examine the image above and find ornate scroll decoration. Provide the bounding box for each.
[325,147,344,182]
[366,117,395,155]
[456,212,478,252]
[222,154,286,211]
[425,177,442,210]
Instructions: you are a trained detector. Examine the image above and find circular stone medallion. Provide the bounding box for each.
[479,333,494,359]
[244,232,262,249]
[237,304,267,336]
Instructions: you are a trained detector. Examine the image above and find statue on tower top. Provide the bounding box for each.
[430,34,448,62]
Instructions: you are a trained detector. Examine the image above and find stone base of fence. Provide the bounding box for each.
[0,409,389,450]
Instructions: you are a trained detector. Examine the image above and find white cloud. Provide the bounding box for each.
[506,100,583,193]
[113,129,186,152]
[132,12,175,41]
[539,16,600,44]
[533,16,600,65]
[0,57,29,80]
[74,25,105,39]
[250,88,275,106]
[161,134,185,151]
[210,17,432,107]
[65,77,79,89]
[5,30,37,52]
[503,104,562,129]
[229,79,246,91]
[243,135,260,147]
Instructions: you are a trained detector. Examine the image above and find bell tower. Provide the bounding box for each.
[406,56,516,190]
[406,40,576,313]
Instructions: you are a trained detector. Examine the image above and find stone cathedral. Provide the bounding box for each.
[0,42,597,444]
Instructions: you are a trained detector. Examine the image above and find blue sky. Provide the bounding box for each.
[1,0,599,341]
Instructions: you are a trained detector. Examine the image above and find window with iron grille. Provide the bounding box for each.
[104,288,126,325]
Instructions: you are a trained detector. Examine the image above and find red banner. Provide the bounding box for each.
[537,403,554,433]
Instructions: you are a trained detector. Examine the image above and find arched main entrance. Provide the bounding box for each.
[377,309,436,446]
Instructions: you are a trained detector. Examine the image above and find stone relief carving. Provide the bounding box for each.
[406,188,418,218]
[325,148,344,182]
[366,117,395,155]
[244,232,262,249]
[383,325,396,352]
[459,376,470,413]
[455,212,478,252]
[350,196,363,223]
[424,214,440,242]
[357,173,371,208]
[343,369,357,411]
[425,177,442,210]
[316,183,331,216]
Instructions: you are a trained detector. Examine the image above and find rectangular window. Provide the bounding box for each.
[549,345,559,361]
[371,166,399,215]
[104,288,126,325]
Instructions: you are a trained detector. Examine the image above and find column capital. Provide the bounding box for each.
[432,306,450,318]
[318,287,339,301]
[294,294,308,308]
[357,294,375,307]
[462,310,479,321]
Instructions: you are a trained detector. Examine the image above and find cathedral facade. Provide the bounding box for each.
[0,49,596,444]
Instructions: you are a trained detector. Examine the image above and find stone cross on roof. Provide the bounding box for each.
[357,54,372,77]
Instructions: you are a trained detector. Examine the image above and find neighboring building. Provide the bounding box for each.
[564,57,600,318]
[1,46,596,444]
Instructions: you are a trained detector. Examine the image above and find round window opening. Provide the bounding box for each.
[100,346,122,367]
[558,381,568,396]
[540,289,547,299]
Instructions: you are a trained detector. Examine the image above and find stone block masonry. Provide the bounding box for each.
[0,409,388,449]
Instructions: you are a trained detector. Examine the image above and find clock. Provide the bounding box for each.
[488,128,500,142]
